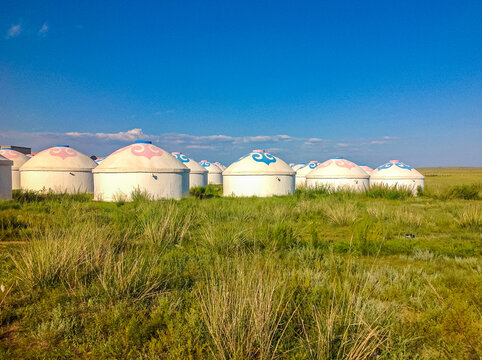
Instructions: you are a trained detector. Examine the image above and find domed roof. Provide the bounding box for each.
[223,150,294,176]
[172,152,207,174]
[20,145,97,172]
[199,160,222,174]
[306,157,369,179]
[370,160,424,179]
[292,163,306,171]
[0,147,29,170]
[93,141,188,173]
[213,162,226,171]
[0,154,13,167]
[358,164,374,174]
[296,160,319,176]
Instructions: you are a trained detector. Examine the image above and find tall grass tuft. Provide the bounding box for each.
[453,205,482,229]
[365,185,412,200]
[196,258,296,360]
[322,201,360,226]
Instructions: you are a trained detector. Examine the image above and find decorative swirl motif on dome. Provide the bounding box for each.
[111,144,163,159]
[174,153,190,163]
[0,149,19,159]
[309,162,319,169]
[316,159,356,169]
[252,152,276,165]
[49,147,77,160]
[200,160,211,167]
[377,162,412,171]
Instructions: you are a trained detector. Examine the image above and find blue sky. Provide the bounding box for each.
[1,0,481,166]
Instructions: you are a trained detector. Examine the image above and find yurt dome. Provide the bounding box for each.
[0,154,13,200]
[289,163,295,167]
[213,162,226,171]
[295,160,319,188]
[358,164,374,175]
[172,152,208,188]
[200,160,223,185]
[306,157,369,192]
[0,147,29,189]
[292,163,306,171]
[370,160,424,195]
[20,145,97,193]
[223,149,295,197]
[93,141,189,201]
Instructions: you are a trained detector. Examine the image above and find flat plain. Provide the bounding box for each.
[0,167,480,359]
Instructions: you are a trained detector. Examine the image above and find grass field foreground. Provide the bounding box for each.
[0,168,480,359]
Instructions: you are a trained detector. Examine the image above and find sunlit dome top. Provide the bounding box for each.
[370,160,424,179]
[292,163,306,171]
[20,145,97,172]
[199,160,222,174]
[0,154,13,167]
[296,160,319,176]
[306,157,369,179]
[172,152,207,174]
[0,147,29,170]
[223,149,294,176]
[93,141,189,173]
[358,164,374,174]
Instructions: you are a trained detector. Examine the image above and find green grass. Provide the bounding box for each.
[0,168,480,359]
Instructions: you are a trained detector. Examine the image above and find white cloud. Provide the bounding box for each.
[336,143,350,147]
[66,128,156,142]
[6,24,21,39]
[38,23,48,36]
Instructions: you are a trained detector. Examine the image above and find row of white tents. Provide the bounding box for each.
[0,142,424,200]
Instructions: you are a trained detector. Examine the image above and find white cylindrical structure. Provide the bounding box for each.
[306,157,369,192]
[223,149,295,197]
[93,141,189,201]
[370,160,424,195]
[0,154,13,200]
[358,164,374,175]
[20,145,97,193]
[295,160,319,188]
[172,152,208,188]
[0,147,29,190]
[200,160,223,185]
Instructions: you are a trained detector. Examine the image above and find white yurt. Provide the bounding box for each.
[223,150,295,197]
[289,163,295,167]
[0,154,13,200]
[370,160,424,195]
[292,163,306,171]
[172,152,208,188]
[213,162,226,171]
[306,157,369,191]
[20,145,97,193]
[200,160,223,185]
[358,164,374,175]
[0,147,29,189]
[93,141,189,201]
[295,160,319,188]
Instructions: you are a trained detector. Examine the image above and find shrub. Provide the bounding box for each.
[190,185,223,199]
[365,185,413,200]
[442,184,481,200]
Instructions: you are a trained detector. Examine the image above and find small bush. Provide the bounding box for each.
[365,185,413,200]
[190,185,222,199]
[442,184,481,200]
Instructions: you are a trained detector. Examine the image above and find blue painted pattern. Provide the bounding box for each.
[200,160,211,167]
[252,152,276,165]
[309,162,319,169]
[174,153,190,163]
[377,161,412,171]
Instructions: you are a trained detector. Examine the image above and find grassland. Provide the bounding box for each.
[0,168,481,359]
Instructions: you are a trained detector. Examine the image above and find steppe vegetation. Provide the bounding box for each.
[0,168,480,359]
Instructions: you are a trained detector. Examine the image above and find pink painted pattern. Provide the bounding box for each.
[0,149,19,159]
[112,143,163,159]
[315,159,356,170]
[49,147,77,160]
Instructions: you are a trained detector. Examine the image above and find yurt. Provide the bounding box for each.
[20,145,97,193]
[295,160,319,188]
[223,150,295,197]
[214,162,226,171]
[93,141,189,201]
[358,164,374,175]
[0,147,29,189]
[172,152,208,188]
[370,160,424,195]
[292,163,306,171]
[289,163,295,167]
[200,160,223,185]
[0,154,13,200]
[306,157,369,191]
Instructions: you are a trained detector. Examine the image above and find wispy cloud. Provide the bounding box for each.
[38,23,48,37]
[6,24,21,39]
